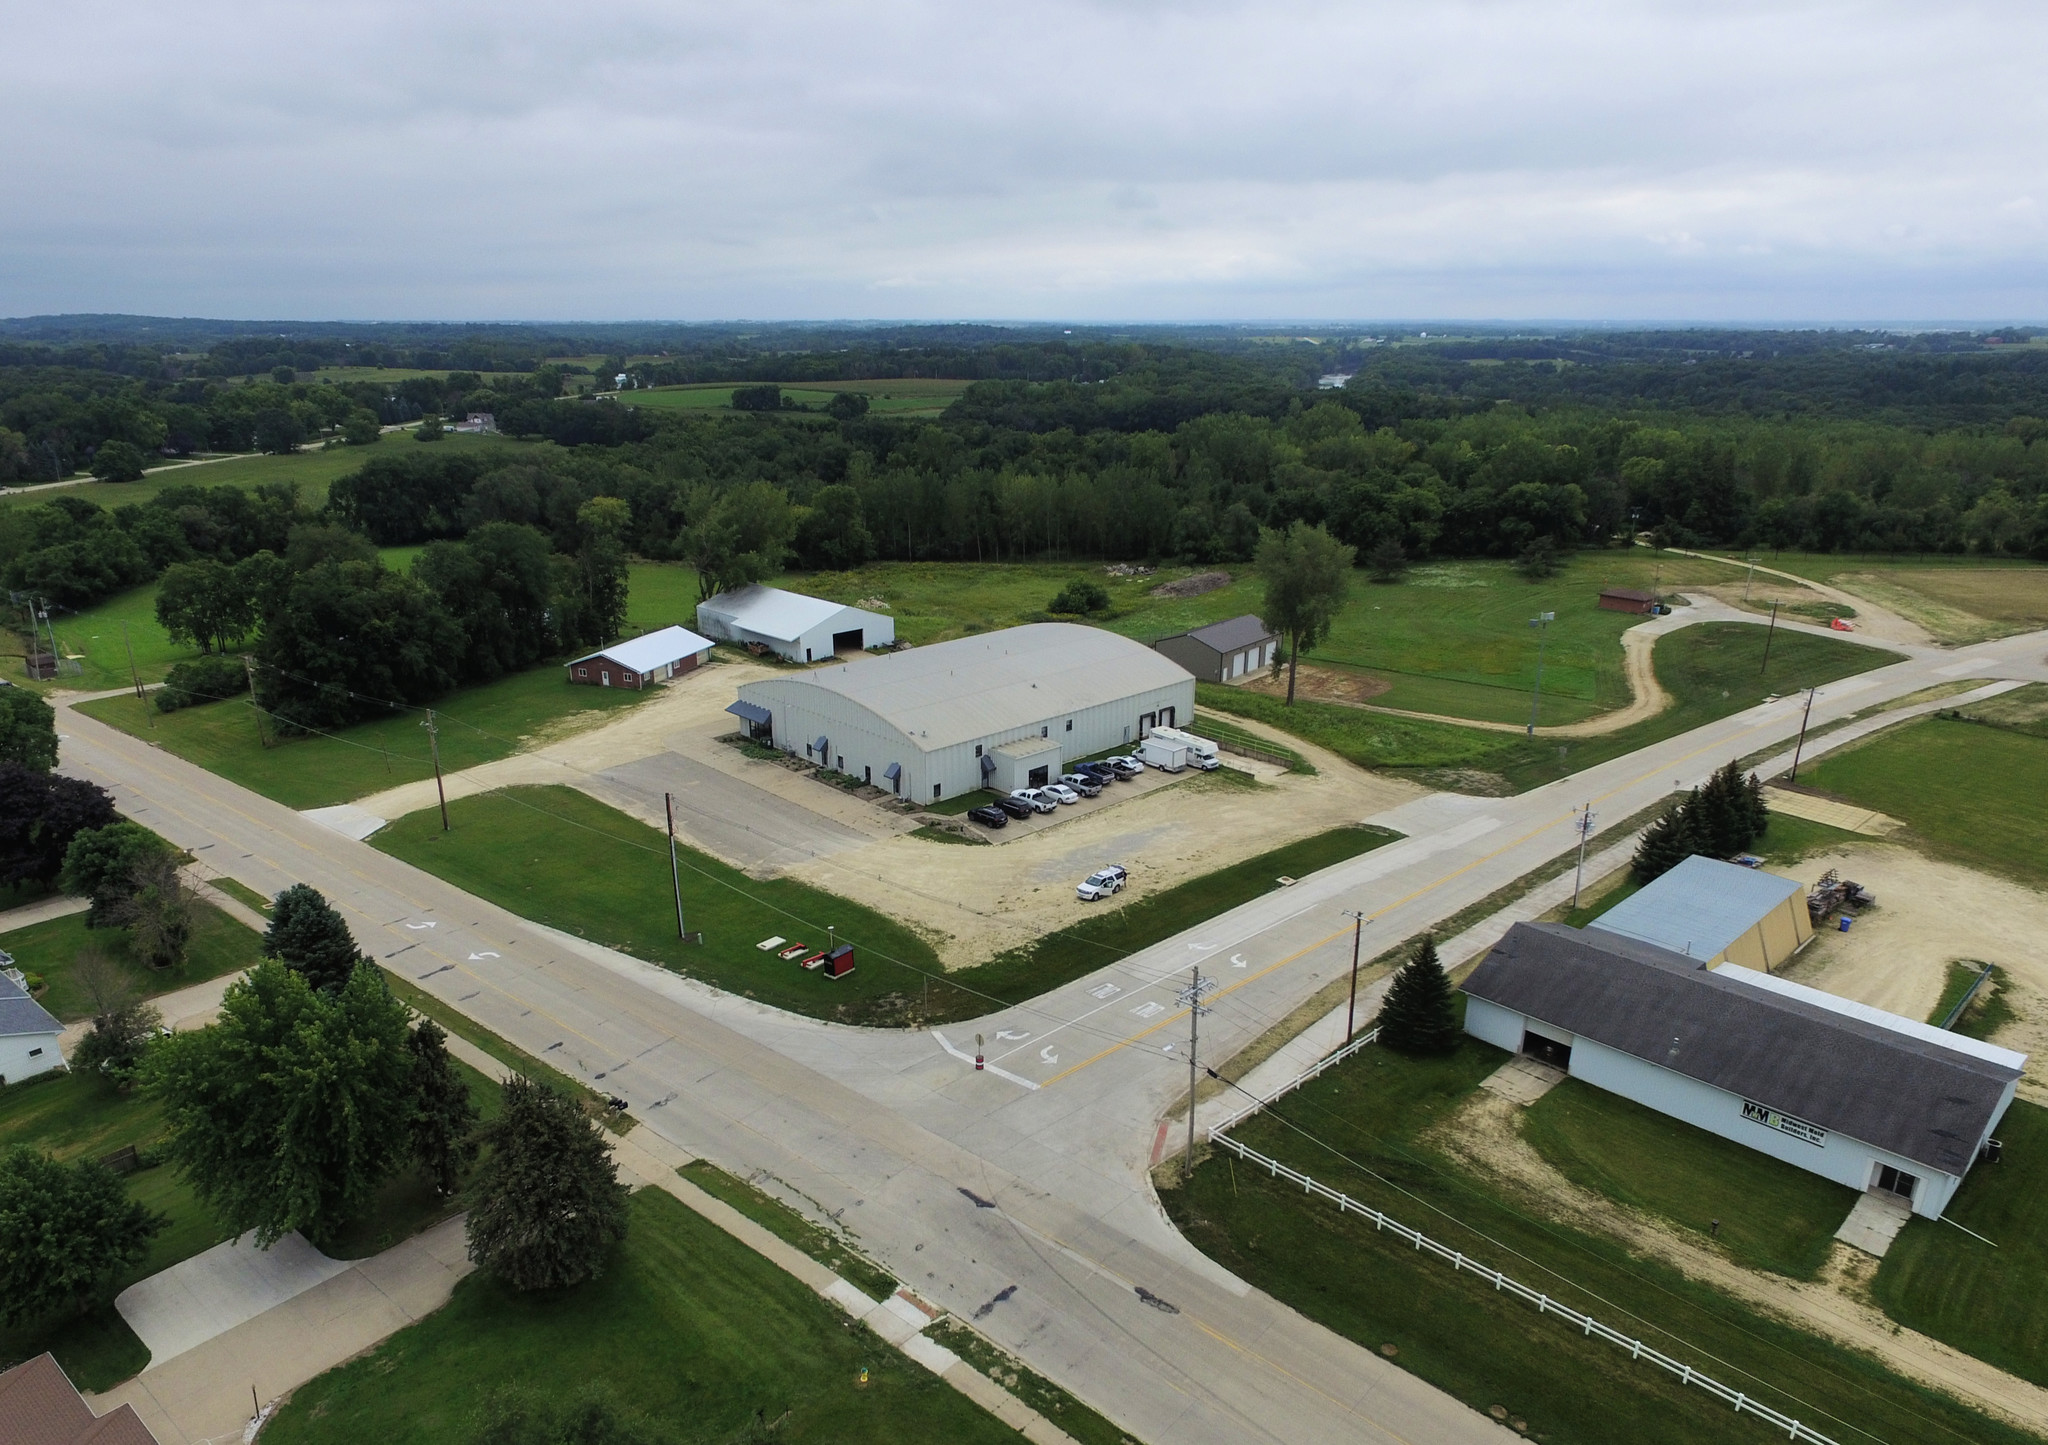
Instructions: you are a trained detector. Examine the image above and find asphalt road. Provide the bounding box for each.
[55,615,2048,1445]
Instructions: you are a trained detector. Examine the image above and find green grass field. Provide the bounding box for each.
[1521,1079,1855,1279]
[1924,961,2013,1039]
[0,1043,501,1389]
[372,786,1394,1026]
[618,378,970,417]
[1800,715,2048,891]
[1202,622,1899,793]
[75,663,658,811]
[1167,1037,2032,1445]
[263,1187,1031,1445]
[1873,1100,2048,1387]
[676,1160,896,1301]
[0,898,259,1022]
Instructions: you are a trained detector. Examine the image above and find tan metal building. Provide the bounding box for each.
[1590,854,1812,971]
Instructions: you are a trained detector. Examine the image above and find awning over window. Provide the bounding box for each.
[979,753,996,777]
[725,700,771,725]
[815,735,830,757]
[883,762,901,781]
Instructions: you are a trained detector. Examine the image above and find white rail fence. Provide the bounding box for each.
[1207,1132,1842,1445]
[1206,1027,1379,1138]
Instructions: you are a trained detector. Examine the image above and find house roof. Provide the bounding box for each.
[697,585,870,643]
[1461,922,2023,1176]
[739,623,1192,751]
[568,625,713,674]
[1175,614,1274,654]
[1601,587,1654,602]
[1589,855,1802,959]
[0,1354,159,1445]
[0,971,61,1040]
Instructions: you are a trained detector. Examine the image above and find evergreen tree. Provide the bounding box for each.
[467,1079,629,1292]
[409,1020,480,1197]
[1378,935,1460,1056]
[0,1146,165,1324]
[1632,797,1699,883]
[1744,771,1770,844]
[264,883,364,992]
[1695,763,1747,857]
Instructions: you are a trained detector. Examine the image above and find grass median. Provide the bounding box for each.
[372,785,1396,1026]
[263,1187,1030,1445]
[1166,1036,2032,1445]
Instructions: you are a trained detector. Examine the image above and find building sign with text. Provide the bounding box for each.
[1741,1099,1827,1146]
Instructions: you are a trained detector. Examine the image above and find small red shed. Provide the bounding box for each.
[822,944,855,978]
[1598,587,1656,615]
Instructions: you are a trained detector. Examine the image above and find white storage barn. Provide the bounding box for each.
[0,972,64,1085]
[695,585,895,663]
[727,623,1195,802]
[1462,922,2022,1219]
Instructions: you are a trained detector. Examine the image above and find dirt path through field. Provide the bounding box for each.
[1668,550,1940,648]
[1432,1091,2048,1434]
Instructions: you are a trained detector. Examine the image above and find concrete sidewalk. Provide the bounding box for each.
[0,893,89,933]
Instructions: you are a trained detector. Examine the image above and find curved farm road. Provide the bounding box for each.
[1438,1091,2048,1436]
[1667,549,1940,650]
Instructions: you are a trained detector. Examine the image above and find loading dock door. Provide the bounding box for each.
[832,628,864,653]
[1521,1031,1571,1070]
[1028,765,1050,787]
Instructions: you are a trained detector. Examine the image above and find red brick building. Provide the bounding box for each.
[566,625,715,690]
[1598,587,1656,615]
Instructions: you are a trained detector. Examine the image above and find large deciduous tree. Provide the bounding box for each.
[0,768,116,889]
[0,687,59,771]
[466,1079,629,1291]
[0,1146,164,1324]
[680,482,798,602]
[255,559,461,730]
[155,558,258,654]
[59,822,172,926]
[1378,935,1460,1056]
[148,961,416,1246]
[1254,521,1355,705]
[573,496,632,644]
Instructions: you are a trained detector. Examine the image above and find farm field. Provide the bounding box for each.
[371,785,1394,1026]
[0,897,258,1022]
[262,1188,1030,1445]
[1872,1099,2048,1387]
[1201,622,1899,792]
[1689,552,2048,644]
[618,377,971,416]
[1164,1037,2033,1445]
[0,1049,501,1391]
[1799,714,2048,891]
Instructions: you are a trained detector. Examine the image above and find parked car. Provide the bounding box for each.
[1075,761,1119,785]
[994,794,1035,819]
[968,803,1009,828]
[1105,755,1144,777]
[1058,772,1102,797]
[1008,788,1058,814]
[1076,865,1129,901]
[1043,782,1081,805]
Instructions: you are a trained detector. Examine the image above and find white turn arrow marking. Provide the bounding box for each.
[995,1029,1030,1042]
[1189,940,1216,951]
[1039,1045,1059,1064]
[1231,953,1248,969]
[468,951,500,961]
[405,921,437,930]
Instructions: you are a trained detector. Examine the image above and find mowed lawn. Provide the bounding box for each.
[263,1188,1028,1445]
[1800,715,2048,890]
[75,664,657,811]
[1521,1079,1855,1279]
[619,378,970,417]
[372,786,1393,1026]
[1166,1038,2032,1445]
[0,898,258,1022]
[1873,1099,2048,1386]
[1202,622,1901,792]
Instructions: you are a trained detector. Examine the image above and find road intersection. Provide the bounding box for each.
[55,613,2048,1445]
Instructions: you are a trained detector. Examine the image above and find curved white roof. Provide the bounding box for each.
[740,623,1192,749]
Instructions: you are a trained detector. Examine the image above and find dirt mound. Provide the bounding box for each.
[1150,570,1232,599]
[1242,661,1391,706]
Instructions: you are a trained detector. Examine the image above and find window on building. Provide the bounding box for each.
[1041,726,1048,738]
[975,744,983,757]
[933,784,943,799]
[29,1047,44,1057]
[1065,719,1072,731]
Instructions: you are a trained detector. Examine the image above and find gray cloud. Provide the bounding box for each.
[3,0,2043,320]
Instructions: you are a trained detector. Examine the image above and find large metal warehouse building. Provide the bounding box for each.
[1590,854,1813,972]
[695,585,894,663]
[1462,922,2023,1219]
[726,623,1195,801]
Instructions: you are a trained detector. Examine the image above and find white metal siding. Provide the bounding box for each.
[0,1033,62,1084]
[1463,996,1525,1054]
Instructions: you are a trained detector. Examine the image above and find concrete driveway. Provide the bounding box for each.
[115,1232,351,1365]
[583,750,874,874]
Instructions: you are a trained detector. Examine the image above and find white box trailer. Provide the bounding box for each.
[1137,737,1189,772]
[1146,725,1221,770]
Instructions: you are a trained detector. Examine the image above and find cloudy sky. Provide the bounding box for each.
[3,1,2044,322]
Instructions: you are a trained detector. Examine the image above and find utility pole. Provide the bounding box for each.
[121,620,153,728]
[1178,966,1219,1181]
[664,792,686,940]
[1788,686,1818,784]
[1743,554,1757,603]
[241,654,266,747]
[1526,611,1555,736]
[422,709,449,831]
[1571,803,1597,909]
[1759,600,1780,674]
[1341,910,1370,1043]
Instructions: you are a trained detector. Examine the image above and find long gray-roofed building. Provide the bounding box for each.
[728,623,1195,801]
[1461,922,2023,1218]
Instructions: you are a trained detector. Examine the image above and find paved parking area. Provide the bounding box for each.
[583,750,877,875]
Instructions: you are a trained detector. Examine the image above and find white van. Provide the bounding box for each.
[1136,737,1189,772]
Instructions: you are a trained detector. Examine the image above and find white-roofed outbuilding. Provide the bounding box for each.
[566,625,715,690]
[695,585,894,663]
[729,622,1194,801]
